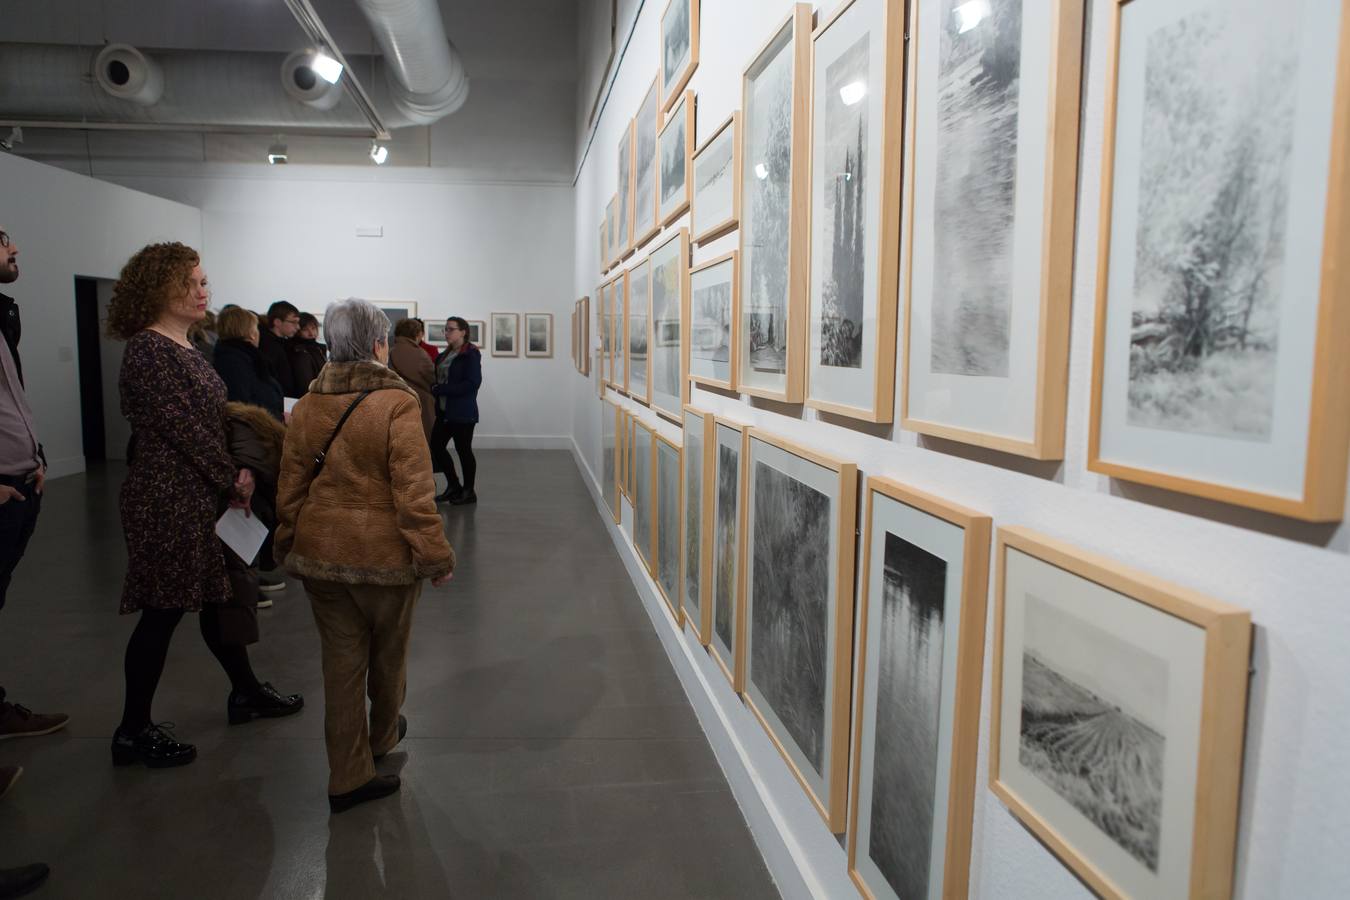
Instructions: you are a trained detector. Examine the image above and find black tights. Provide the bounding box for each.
[430,421,477,491]
[119,607,260,733]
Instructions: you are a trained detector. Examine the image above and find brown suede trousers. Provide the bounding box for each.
[304,577,421,795]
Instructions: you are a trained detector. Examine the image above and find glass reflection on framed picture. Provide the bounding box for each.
[1089,0,1350,520]
[691,112,741,245]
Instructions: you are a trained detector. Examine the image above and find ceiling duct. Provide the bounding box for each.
[281,50,344,111]
[93,44,163,107]
[352,0,469,125]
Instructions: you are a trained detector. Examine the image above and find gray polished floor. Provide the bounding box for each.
[0,450,779,899]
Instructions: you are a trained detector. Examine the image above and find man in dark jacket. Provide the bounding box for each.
[430,316,482,505]
[258,300,300,397]
[288,312,327,397]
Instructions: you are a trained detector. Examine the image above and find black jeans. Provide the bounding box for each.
[0,472,42,613]
[430,420,477,492]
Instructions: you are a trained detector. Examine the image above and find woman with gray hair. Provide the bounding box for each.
[275,299,454,813]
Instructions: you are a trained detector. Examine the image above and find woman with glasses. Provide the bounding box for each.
[430,316,482,505]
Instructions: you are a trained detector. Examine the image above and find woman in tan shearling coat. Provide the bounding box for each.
[276,299,454,814]
[388,317,436,441]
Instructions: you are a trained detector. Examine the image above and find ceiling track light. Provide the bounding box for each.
[311,51,344,85]
[268,138,288,165]
[369,142,389,165]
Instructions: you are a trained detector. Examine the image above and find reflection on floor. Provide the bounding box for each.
[0,451,779,899]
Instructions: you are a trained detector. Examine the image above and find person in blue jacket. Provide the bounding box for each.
[430,316,482,505]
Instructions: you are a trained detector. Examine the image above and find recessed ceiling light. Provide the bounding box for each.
[311,51,344,85]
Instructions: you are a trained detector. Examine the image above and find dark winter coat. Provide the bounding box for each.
[0,292,44,466]
[257,327,298,397]
[431,343,482,424]
[289,338,328,397]
[389,335,436,440]
[213,338,284,421]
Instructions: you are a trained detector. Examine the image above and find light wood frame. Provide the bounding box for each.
[489,312,518,358]
[596,282,609,383]
[741,427,859,832]
[1086,0,1350,520]
[626,411,638,498]
[599,217,608,275]
[990,525,1252,900]
[691,111,742,245]
[605,195,618,271]
[617,406,630,502]
[466,320,485,347]
[619,118,637,260]
[605,398,624,524]
[660,0,700,114]
[633,417,658,576]
[625,258,653,404]
[578,301,590,376]
[899,0,1083,458]
[614,272,629,391]
[654,430,686,627]
[709,415,750,692]
[737,3,814,404]
[650,227,692,423]
[802,0,904,424]
[659,90,696,227]
[681,405,716,644]
[846,477,991,900]
[524,313,553,359]
[688,250,739,391]
[634,74,664,251]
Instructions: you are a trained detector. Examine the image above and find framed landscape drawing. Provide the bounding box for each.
[709,416,748,690]
[692,112,741,245]
[660,0,699,113]
[490,312,518,357]
[605,194,618,269]
[525,313,553,358]
[467,320,484,347]
[618,407,630,502]
[902,0,1084,459]
[682,407,714,643]
[688,251,737,390]
[633,418,656,575]
[627,258,652,403]
[602,399,620,523]
[743,428,858,832]
[426,320,447,347]
[597,282,611,383]
[634,76,662,249]
[659,90,695,226]
[599,217,608,274]
[649,227,691,422]
[614,274,628,387]
[992,526,1252,899]
[847,477,991,900]
[1089,0,1350,520]
[655,432,684,626]
[578,302,590,375]
[738,4,814,403]
[805,0,904,423]
[618,119,635,259]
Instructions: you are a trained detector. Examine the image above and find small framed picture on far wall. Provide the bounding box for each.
[467,319,485,346]
[525,313,554,358]
[490,313,518,357]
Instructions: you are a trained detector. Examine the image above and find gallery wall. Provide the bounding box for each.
[569,1,1350,898]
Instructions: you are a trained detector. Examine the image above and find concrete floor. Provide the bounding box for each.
[0,450,779,899]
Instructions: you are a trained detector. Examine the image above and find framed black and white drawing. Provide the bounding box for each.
[660,0,699,113]
[709,417,747,690]
[524,313,553,358]
[655,432,684,626]
[618,407,630,502]
[681,406,714,643]
[426,320,447,346]
[743,428,858,832]
[627,259,652,404]
[605,194,619,270]
[613,275,628,386]
[847,477,991,900]
[692,112,741,245]
[603,398,621,524]
[992,526,1252,899]
[1089,0,1350,521]
[659,90,695,227]
[688,251,737,390]
[467,319,484,347]
[618,119,635,259]
[805,0,904,423]
[633,418,656,575]
[599,217,609,275]
[490,312,518,358]
[649,227,690,422]
[902,0,1084,460]
[634,75,662,249]
[738,4,814,403]
[597,282,611,384]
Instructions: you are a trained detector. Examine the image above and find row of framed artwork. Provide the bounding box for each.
[588,0,1350,523]
[599,396,1253,900]
[484,312,555,359]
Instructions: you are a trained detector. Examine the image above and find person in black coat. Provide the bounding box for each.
[258,300,300,398]
[212,308,284,421]
[430,316,482,505]
[288,312,328,397]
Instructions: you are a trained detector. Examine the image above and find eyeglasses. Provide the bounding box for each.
[446,326,463,333]
[0,232,10,248]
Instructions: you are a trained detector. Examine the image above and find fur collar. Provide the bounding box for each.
[308,360,417,398]
[224,401,286,470]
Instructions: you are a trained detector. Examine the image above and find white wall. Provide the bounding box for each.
[570,1,1350,898]
[0,151,203,476]
[106,168,578,445]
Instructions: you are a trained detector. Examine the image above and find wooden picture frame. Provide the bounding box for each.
[605,195,619,270]
[599,217,609,275]
[490,312,518,357]
[603,397,622,523]
[659,89,696,227]
[803,0,905,423]
[626,257,653,404]
[1086,0,1350,521]
[649,227,691,423]
[660,0,700,114]
[614,273,629,389]
[688,251,738,391]
[626,410,638,499]
[466,320,485,347]
[578,301,590,376]
[632,417,657,576]
[708,416,749,691]
[634,75,663,250]
[618,118,636,260]
[681,405,715,644]
[524,313,553,358]
[737,3,814,404]
[742,427,858,832]
[691,112,741,245]
[654,430,685,627]
[847,476,991,900]
[991,526,1251,899]
[618,406,630,503]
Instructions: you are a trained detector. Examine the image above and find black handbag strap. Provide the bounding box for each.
[313,390,372,477]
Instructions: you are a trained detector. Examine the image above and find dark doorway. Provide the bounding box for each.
[74,276,106,463]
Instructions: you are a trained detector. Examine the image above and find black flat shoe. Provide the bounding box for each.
[228,683,304,725]
[328,774,400,814]
[374,715,408,760]
[0,862,49,899]
[435,485,462,503]
[448,490,476,505]
[111,723,196,768]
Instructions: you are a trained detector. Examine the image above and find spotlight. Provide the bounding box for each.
[268,140,288,165]
[369,142,389,165]
[311,51,344,85]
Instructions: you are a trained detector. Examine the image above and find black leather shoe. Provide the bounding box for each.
[374,715,408,760]
[228,683,304,725]
[0,862,49,899]
[328,774,401,814]
[435,485,462,503]
[448,490,477,505]
[111,723,196,768]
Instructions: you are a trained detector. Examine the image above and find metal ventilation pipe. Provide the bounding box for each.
[93,44,163,106]
[353,0,470,124]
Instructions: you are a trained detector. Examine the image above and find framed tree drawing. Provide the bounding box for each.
[901,0,1084,459]
[709,416,748,690]
[738,4,814,403]
[659,90,695,227]
[602,398,621,523]
[614,273,628,387]
[991,526,1251,899]
[654,431,684,626]
[682,406,715,643]
[649,227,691,422]
[1087,0,1350,521]
[627,258,652,404]
[618,119,635,259]
[525,313,553,358]
[847,477,991,900]
[660,0,699,113]
[633,418,656,575]
[743,428,858,832]
[599,217,609,275]
[605,195,619,270]
[692,112,741,245]
[597,282,611,384]
[618,407,630,503]
[609,279,623,387]
[466,320,485,347]
[490,312,518,357]
[688,251,737,390]
[634,75,663,249]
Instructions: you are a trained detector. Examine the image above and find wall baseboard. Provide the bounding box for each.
[473,434,573,450]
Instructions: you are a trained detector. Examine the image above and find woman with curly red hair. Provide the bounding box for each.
[109,242,301,768]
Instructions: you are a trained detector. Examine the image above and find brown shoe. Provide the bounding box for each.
[0,701,69,740]
[0,765,20,800]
